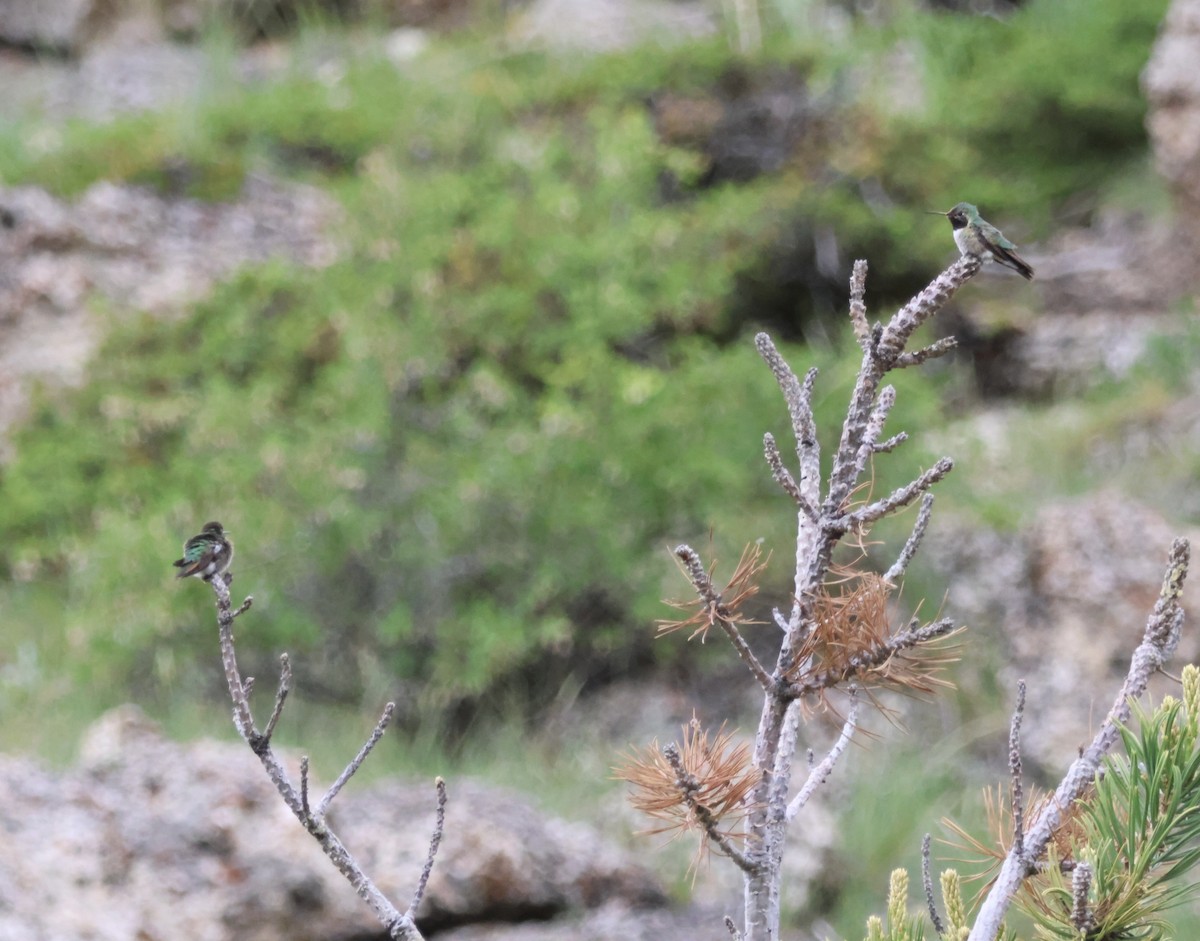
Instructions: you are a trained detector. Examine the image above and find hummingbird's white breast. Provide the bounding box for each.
[953,226,990,259]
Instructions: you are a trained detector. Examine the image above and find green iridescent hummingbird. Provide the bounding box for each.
[173,521,234,581]
[927,202,1034,280]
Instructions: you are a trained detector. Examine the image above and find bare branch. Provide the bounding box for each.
[877,256,981,365]
[966,539,1190,941]
[260,653,292,747]
[663,742,758,874]
[754,333,820,504]
[885,493,934,584]
[922,834,945,937]
[407,777,448,920]
[851,385,896,484]
[1009,680,1027,862]
[764,432,817,520]
[300,756,313,821]
[786,693,858,821]
[849,259,869,349]
[873,431,908,454]
[207,574,430,941]
[894,336,958,369]
[844,457,954,528]
[317,702,396,817]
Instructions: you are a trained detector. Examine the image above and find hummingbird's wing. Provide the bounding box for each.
[977,223,1034,280]
[174,535,220,577]
[174,553,212,577]
[182,534,212,559]
[978,219,1017,250]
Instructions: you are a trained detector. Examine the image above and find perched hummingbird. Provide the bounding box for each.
[927,202,1034,280]
[173,521,234,581]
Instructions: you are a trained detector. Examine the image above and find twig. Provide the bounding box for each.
[764,432,817,520]
[894,336,958,369]
[300,756,313,821]
[844,457,954,528]
[787,617,957,696]
[407,777,448,919]
[207,573,430,941]
[674,545,774,693]
[786,694,858,821]
[663,742,758,874]
[966,539,1190,941]
[922,834,945,936]
[260,653,292,747]
[851,385,896,484]
[1009,680,1026,862]
[873,431,908,454]
[754,334,820,506]
[876,256,981,365]
[317,702,396,818]
[724,915,743,940]
[849,259,869,349]
[885,493,934,584]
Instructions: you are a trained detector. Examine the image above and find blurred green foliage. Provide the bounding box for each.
[898,0,1169,222]
[0,0,1171,735]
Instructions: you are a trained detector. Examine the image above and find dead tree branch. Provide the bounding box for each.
[208,573,443,941]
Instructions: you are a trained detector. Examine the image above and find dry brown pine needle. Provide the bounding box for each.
[614,715,760,843]
[658,542,769,642]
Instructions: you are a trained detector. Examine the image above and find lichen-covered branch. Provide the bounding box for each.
[885,493,934,584]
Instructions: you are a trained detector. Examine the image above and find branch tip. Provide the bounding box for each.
[407,776,449,918]
[922,833,945,936]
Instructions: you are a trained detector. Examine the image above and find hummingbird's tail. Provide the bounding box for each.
[994,246,1034,281]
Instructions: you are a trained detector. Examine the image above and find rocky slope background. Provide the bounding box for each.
[1,0,1199,938]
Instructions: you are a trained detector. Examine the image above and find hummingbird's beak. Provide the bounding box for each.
[924,209,950,216]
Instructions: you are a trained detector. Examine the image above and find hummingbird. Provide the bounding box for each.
[927,202,1034,280]
[173,521,234,581]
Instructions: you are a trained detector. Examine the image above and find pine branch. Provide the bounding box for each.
[966,539,1190,941]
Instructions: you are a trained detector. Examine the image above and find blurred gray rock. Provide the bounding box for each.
[0,178,340,458]
[0,705,669,941]
[926,493,1200,771]
[1143,0,1200,284]
[510,0,715,53]
[0,0,100,52]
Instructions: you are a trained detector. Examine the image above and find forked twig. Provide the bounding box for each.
[317,702,396,818]
[786,693,858,820]
[207,573,437,941]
